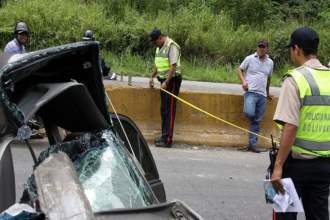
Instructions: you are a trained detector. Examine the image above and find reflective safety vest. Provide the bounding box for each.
[155,39,181,79]
[285,66,330,157]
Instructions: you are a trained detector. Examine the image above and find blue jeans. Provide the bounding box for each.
[243,92,266,147]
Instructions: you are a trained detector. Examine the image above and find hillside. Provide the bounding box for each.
[1,0,329,86]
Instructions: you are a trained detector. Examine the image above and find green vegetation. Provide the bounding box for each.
[1,0,330,87]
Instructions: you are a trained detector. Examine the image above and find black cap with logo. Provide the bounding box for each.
[257,39,268,47]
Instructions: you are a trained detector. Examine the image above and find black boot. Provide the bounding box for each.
[154,138,163,143]
[155,141,172,148]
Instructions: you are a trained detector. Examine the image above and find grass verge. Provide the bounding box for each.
[103,51,294,87]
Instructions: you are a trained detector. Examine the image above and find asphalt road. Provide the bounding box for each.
[10,138,317,220]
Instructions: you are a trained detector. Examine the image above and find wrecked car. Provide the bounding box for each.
[0,42,202,219]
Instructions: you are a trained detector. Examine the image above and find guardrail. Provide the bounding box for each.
[105,85,279,148]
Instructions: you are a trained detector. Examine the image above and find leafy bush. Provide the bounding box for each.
[0,27,12,49]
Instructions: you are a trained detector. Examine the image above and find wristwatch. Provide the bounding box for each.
[165,81,169,86]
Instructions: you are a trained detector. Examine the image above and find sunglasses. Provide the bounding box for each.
[18,32,29,36]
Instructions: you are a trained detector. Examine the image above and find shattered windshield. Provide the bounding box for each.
[24,129,156,212]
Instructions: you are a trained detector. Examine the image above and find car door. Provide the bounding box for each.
[109,113,166,203]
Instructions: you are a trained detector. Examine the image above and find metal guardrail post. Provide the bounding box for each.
[128,75,132,86]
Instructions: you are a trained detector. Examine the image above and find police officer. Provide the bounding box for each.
[4,22,30,54]
[149,29,182,148]
[82,30,114,79]
[271,26,330,220]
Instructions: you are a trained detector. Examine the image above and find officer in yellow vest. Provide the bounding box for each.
[271,26,330,220]
[149,29,182,148]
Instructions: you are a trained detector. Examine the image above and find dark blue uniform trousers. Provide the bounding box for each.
[275,158,330,220]
[159,75,182,145]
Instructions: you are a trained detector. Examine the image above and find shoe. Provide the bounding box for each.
[154,138,163,143]
[236,147,249,152]
[155,141,172,148]
[248,146,260,153]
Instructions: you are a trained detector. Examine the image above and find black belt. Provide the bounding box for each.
[157,76,175,82]
[157,74,180,82]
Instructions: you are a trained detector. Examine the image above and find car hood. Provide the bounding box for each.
[0,42,111,137]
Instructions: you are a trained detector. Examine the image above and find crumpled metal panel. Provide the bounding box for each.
[0,91,25,135]
[0,42,110,139]
[24,129,156,212]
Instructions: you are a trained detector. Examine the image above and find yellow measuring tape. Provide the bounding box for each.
[153,83,279,144]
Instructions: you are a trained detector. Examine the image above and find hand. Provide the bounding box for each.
[149,78,154,88]
[267,93,274,100]
[271,166,285,195]
[242,81,248,91]
[161,82,167,89]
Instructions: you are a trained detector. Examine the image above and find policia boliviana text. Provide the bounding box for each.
[149,29,182,148]
[271,26,330,220]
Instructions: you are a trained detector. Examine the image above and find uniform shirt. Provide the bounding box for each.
[273,59,328,159]
[240,53,274,97]
[4,38,26,54]
[163,37,179,65]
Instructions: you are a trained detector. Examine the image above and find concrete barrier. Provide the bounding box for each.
[105,85,280,148]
